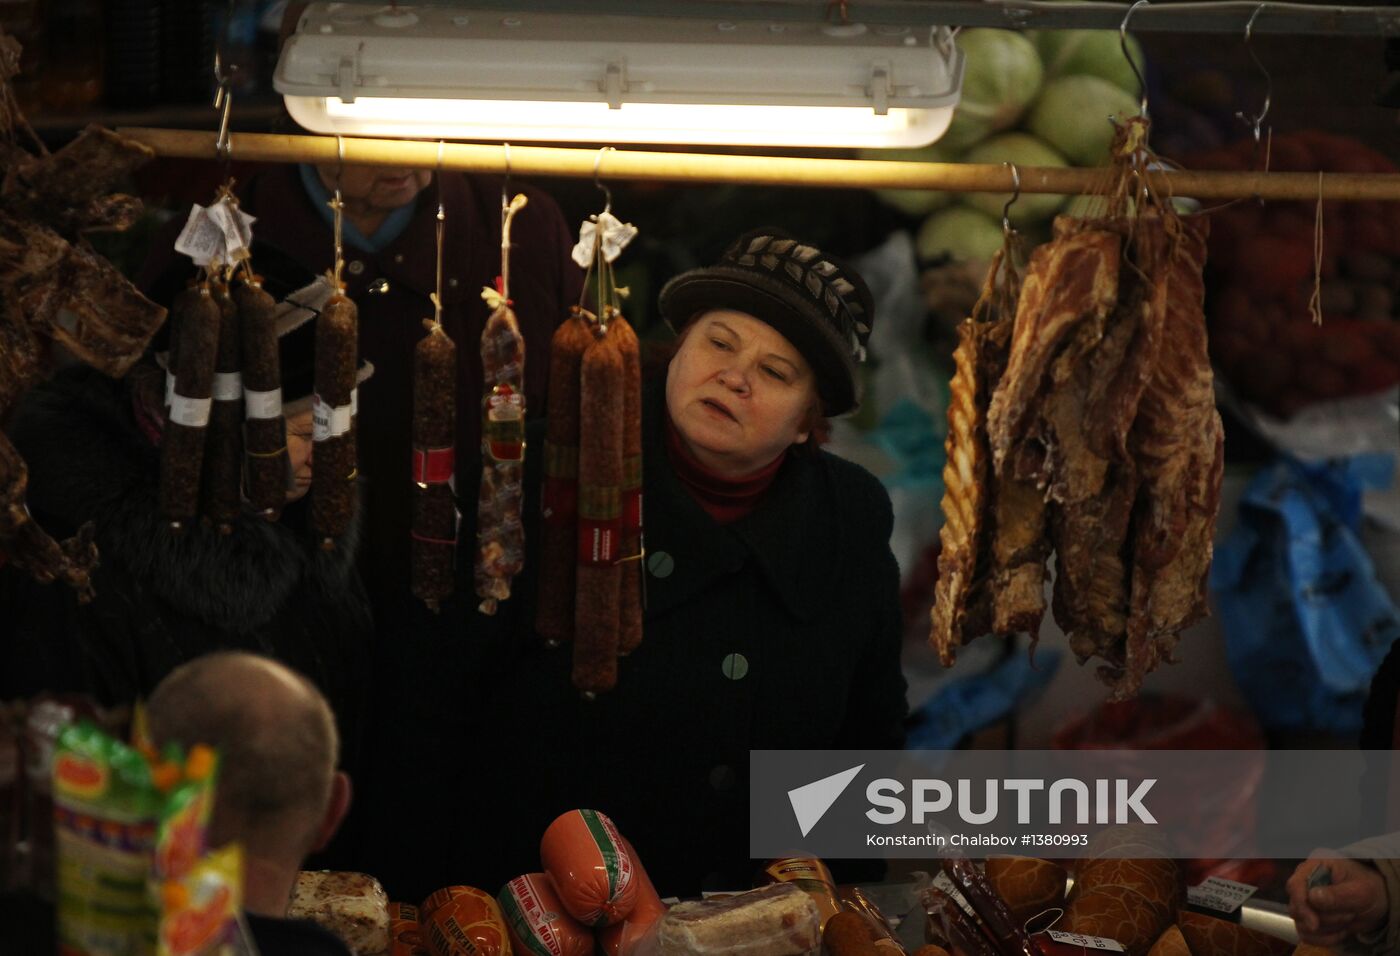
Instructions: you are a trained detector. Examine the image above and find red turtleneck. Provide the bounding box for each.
[664,416,786,524]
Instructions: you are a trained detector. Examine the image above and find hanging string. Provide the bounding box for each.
[1309,171,1325,326]
[329,135,346,290]
[431,140,446,331]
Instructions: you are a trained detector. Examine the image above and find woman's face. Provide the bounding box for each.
[285,408,314,502]
[665,309,819,478]
[314,165,431,216]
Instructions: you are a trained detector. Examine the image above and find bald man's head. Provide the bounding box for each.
[146,653,339,862]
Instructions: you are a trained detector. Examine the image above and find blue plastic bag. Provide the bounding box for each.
[907,647,1062,750]
[1212,454,1400,735]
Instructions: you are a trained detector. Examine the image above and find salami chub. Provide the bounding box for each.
[159,282,221,533]
[311,292,359,549]
[535,308,593,643]
[234,276,286,520]
[201,278,243,534]
[573,322,624,696]
[613,315,643,656]
[412,321,458,609]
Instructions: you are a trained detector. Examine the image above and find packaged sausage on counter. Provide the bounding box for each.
[760,858,840,931]
[421,885,511,956]
[597,839,667,956]
[541,809,637,927]
[656,883,820,956]
[499,872,594,956]
[289,870,392,956]
[389,902,429,956]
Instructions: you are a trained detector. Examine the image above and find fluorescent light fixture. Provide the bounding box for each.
[275,4,963,148]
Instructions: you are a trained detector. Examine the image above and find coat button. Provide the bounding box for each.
[347,259,365,275]
[647,551,674,578]
[721,653,748,680]
[709,764,736,791]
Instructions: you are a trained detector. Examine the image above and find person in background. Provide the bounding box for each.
[0,315,374,869]
[459,228,908,899]
[147,652,353,956]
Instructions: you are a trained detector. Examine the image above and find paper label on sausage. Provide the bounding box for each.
[205,196,256,263]
[212,372,243,402]
[244,387,283,421]
[351,386,359,419]
[1046,931,1125,952]
[578,519,620,566]
[413,446,456,486]
[164,368,176,408]
[313,394,352,442]
[484,384,525,462]
[623,489,642,536]
[168,394,212,428]
[501,876,566,956]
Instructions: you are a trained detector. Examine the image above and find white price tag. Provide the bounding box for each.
[244,387,282,421]
[207,198,256,262]
[312,395,353,441]
[1046,930,1125,952]
[1187,877,1257,914]
[173,204,226,268]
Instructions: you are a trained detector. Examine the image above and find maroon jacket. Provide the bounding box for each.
[139,166,584,603]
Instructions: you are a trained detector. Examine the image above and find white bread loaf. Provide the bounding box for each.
[657,883,819,956]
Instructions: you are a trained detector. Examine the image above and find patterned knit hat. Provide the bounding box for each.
[658,228,875,415]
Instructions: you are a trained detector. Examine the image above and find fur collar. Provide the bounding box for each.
[10,368,362,633]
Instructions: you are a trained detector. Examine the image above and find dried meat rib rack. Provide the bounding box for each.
[117,128,1400,203]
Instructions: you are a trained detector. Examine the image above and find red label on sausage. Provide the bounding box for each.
[622,489,642,535]
[413,446,456,485]
[578,519,620,566]
[542,478,578,526]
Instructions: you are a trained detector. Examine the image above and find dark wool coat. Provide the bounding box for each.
[137,166,584,607]
[361,381,908,901]
[0,368,374,862]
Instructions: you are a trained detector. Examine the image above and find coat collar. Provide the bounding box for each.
[241,165,488,307]
[641,381,839,623]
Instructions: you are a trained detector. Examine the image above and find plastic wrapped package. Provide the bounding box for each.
[656,883,820,956]
[499,872,593,956]
[289,870,392,956]
[541,809,638,927]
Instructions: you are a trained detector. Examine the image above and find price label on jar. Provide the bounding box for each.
[1187,876,1257,914]
[1046,930,1125,952]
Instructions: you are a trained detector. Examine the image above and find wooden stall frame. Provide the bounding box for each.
[118,127,1400,203]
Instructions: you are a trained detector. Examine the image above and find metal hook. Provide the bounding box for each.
[593,146,615,216]
[1235,4,1273,143]
[1001,163,1021,235]
[211,0,236,164]
[1120,0,1150,122]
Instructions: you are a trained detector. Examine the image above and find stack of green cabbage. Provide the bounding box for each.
[868,28,1145,263]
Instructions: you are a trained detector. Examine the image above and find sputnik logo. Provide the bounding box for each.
[787,764,864,837]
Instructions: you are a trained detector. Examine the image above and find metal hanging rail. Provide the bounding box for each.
[117,127,1400,202]
[459,0,1400,37]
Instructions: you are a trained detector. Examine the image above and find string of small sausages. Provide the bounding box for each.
[310,169,360,550]
[411,149,459,610]
[474,193,530,615]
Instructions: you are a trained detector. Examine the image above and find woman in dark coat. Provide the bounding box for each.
[436,229,909,900]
